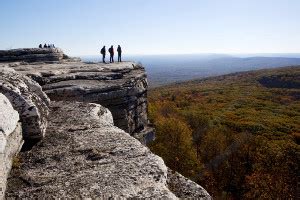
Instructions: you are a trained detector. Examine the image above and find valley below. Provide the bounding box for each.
[148,66,300,199]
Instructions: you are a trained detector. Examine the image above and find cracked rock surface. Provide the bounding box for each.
[9,61,153,143]
[0,67,49,148]
[6,101,177,199]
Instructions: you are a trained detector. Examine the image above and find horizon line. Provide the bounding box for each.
[76,52,300,57]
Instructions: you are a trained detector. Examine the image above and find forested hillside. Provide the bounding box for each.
[148,66,300,199]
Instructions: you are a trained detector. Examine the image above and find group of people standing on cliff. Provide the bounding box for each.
[39,43,55,48]
[100,45,122,63]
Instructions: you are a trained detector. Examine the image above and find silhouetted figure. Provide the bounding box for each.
[100,46,106,63]
[39,44,42,48]
[44,43,47,48]
[117,45,122,62]
[108,45,114,63]
[47,44,50,48]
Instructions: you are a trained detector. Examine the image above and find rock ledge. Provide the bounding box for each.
[6,101,177,198]
[9,59,153,143]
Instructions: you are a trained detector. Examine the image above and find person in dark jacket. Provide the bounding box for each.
[100,46,106,63]
[117,45,122,62]
[39,44,43,48]
[108,45,114,63]
[44,43,47,48]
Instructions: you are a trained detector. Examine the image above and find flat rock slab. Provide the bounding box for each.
[6,101,177,199]
[10,61,150,140]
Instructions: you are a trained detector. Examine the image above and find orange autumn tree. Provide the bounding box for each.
[149,116,201,178]
[244,137,299,199]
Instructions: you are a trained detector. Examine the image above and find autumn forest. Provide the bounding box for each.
[148,66,300,199]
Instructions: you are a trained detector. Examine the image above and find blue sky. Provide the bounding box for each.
[0,0,299,56]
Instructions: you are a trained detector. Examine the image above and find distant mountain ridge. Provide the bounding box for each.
[144,56,300,87]
[82,54,300,87]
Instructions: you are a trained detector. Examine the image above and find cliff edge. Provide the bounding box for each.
[0,48,211,199]
[5,56,154,144]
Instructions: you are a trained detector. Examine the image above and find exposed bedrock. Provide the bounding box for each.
[6,101,176,198]
[1,48,210,198]
[167,169,211,199]
[0,48,67,63]
[0,67,50,149]
[0,48,80,63]
[0,93,23,200]
[6,101,210,199]
[10,61,154,143]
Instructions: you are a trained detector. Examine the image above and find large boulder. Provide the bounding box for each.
[0,68,50,149]
[0,93,23,200]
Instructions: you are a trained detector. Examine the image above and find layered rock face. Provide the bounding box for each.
[0,94,23,200]
[0,48,67,63]
[0,67,50,149]
[10,60,153,143]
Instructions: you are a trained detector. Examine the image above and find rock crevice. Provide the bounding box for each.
[9,59,153,143]
[0,67,50,149]
[6,101,178,198]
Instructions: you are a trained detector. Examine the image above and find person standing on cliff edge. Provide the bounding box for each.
[109,45,114,63]
[100,46,106,63]
[117,45,122,62]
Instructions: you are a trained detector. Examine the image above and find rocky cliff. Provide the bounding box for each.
[5,57,154,144]
[0,48,211,199]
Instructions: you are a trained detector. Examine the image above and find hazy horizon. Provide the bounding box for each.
[82,54,300,87]
[79,53,300,58]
